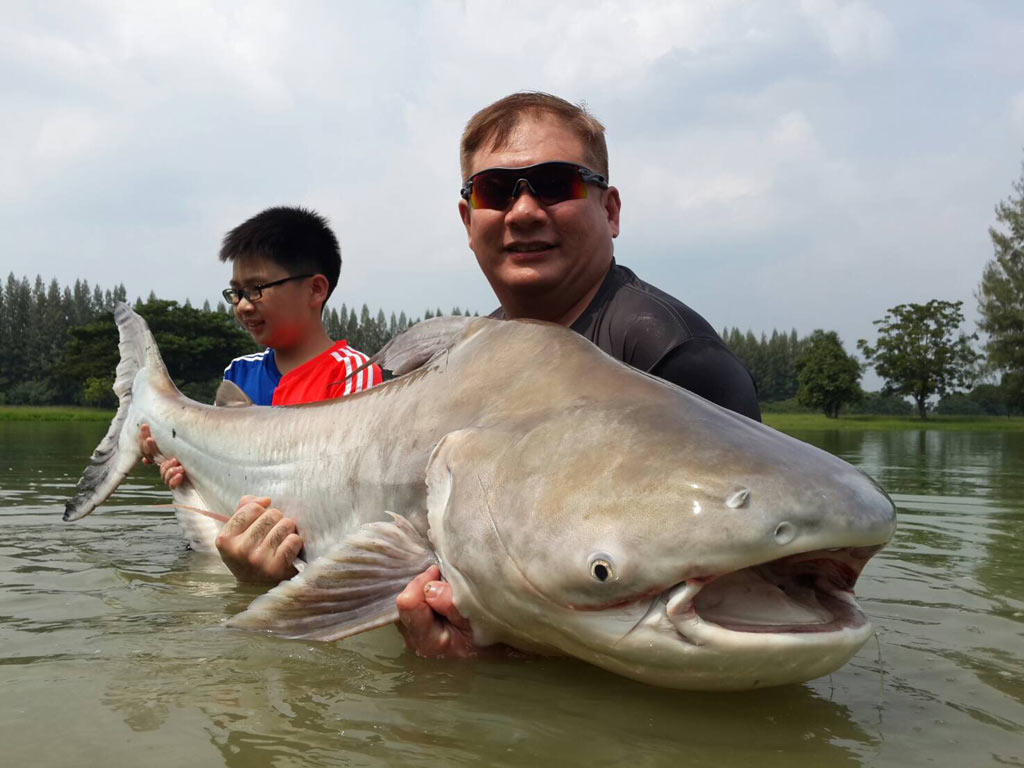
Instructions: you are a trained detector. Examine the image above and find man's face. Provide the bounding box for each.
[459,114,621,315]
[229,254,314,350]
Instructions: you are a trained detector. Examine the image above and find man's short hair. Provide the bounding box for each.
[220,206,342,301]
[460,92,609,182]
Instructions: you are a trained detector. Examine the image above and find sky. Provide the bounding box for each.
[3,0,1023,385]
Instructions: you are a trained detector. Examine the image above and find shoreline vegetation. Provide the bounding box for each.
[3,405,1023,431]
[3,275,1019,418]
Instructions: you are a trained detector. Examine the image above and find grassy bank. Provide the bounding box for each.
[763,412,1024,432]
[0,406,115,422]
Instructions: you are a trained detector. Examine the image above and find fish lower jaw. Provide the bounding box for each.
[662,548,874,649]
[670,590,872,650]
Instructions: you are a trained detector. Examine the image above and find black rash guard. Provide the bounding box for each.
[494,262,761,421]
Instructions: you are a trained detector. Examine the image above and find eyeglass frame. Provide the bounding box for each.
[221,273,316,306]
[459,161,609,210]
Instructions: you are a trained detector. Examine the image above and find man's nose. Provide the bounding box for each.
[506,179,547,225]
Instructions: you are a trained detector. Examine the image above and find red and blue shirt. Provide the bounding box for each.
[223,341,382,406]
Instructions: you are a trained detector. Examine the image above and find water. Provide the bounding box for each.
[1,422,1022,766]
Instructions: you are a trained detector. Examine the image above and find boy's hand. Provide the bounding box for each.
[216,495,303,584]
[139,423,187,489]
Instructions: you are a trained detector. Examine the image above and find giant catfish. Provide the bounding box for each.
[64,303,896,691]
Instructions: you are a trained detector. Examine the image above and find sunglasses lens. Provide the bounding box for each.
[529,165,585,206]
[471,171,515,210]
[469,163,588,209]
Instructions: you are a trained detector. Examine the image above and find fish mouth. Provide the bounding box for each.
[662,546,879,642]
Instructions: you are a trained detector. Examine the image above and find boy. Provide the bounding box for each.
[141,206,381,581]
[217,206,381,405]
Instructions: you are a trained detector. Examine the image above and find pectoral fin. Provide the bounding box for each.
[226,512,437,641]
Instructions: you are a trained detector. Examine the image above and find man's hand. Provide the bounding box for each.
[396,565,485,658]
[216,495,303,584]
[139,423,186,489]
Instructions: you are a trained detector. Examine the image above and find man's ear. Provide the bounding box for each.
[458,199,472,241]
[604,186,621,239]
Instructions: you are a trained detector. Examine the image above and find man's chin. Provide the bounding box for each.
[494,261,565,293]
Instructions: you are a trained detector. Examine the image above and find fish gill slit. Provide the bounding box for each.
[474,472,556,607]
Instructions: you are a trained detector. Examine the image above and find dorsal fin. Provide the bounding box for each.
[214,379,254,407]
[346,315,483,380]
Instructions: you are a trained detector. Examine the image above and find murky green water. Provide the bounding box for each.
[1,422,1022,766]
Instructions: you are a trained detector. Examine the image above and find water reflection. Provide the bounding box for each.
[795,428,1024,739]
[99,624,876,767]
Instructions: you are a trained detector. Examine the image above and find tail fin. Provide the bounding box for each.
[63,303,166,522]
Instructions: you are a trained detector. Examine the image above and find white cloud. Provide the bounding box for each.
[772,110,817,154]
[34,111,103,162]
[1011,90,1024,129]
[800,0,893,65]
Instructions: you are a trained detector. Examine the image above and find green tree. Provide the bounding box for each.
[3,275,32,399]
[976,159,1024,412]
[722,327,806,402]
[0,277,6,399]
[55,299,257,404]
[858,300,979,419]
[795,330,862,418]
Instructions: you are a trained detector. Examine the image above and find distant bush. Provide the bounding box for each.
[845,391,914,416]
[4,380,56,405]
[934,385,1011,416]
[82,376,118,409]
[759,398,815,414]
[933,394,986,416]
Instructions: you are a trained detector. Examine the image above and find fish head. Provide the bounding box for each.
[426,391,896,690]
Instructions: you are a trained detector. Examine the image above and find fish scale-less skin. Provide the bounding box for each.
[66,307,896,690]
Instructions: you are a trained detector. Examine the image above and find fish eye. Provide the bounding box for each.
[589,556,615,582]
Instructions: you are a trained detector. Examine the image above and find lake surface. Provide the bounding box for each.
[1,422,1022,767]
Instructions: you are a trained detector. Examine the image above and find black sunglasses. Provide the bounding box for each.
[222,273,314,305]
[461,161,608,210]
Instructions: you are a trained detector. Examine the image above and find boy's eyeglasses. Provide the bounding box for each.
[460,161,608,210]
[222,273,314,305]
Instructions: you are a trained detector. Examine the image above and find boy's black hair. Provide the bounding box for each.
[220,206,342,302]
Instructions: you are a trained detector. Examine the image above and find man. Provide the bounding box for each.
[395,92,759,656]
[141,206,381,582]
[230,94,760,653]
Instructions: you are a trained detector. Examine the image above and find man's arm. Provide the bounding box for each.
[650,338,762,422]
[395,565,481,657]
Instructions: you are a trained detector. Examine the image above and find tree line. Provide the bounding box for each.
[0,275,475,407]
[725,303,1001,420]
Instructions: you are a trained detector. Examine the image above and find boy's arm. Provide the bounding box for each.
[215,496,302,583]
[139,422,306,583]
[139,424,187,488]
